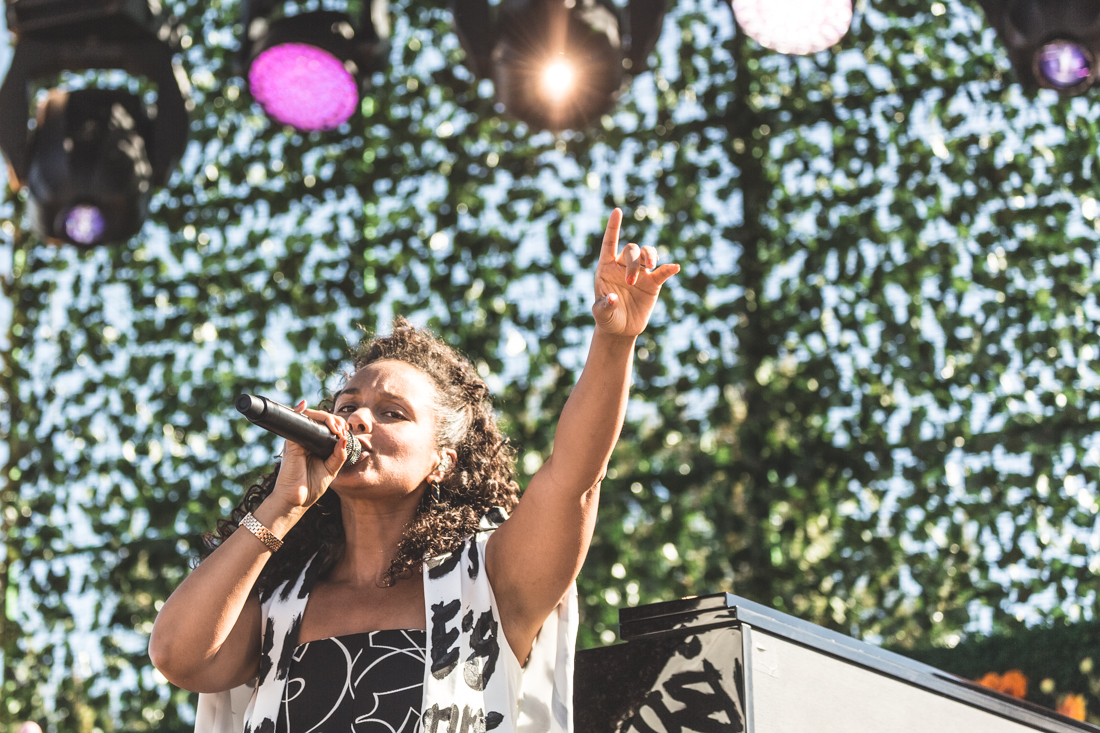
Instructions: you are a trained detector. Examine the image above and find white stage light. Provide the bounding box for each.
[730,0,853,55]
[540,59,577,104]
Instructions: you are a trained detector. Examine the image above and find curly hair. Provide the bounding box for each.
[204,318,520,592]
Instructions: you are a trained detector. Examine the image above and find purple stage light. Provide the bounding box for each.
[1036,40,1092,91]
[248,42,359,131]
[64,205,107,244]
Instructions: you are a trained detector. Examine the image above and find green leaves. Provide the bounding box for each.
[3,0,1100,728]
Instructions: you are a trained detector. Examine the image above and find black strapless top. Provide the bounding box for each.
[275,629,426,733]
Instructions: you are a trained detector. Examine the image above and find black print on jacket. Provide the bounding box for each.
[459,704,485,733]
[431,599,462,679]
[422,702,453,733]
[423,703,493,733]
[297,555,324,600]
[258,616,276,685]
[467,538,480,579]
[464,610,500,691]
[428,549,462,579]
[275,612,303,680]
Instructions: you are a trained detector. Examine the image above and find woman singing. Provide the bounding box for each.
[149,209,679,732]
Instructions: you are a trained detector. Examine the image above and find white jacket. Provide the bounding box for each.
[194,516,577,733]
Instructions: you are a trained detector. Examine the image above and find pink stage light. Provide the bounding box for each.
[248,43,359,132]
[731,0,853,55]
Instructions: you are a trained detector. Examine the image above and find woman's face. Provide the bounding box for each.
[329,359,444,502]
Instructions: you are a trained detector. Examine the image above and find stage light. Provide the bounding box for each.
[249,41,359,130]
[26,89,154,247]
[240,4,389,132]
[0,0,189,246]
[65,205,108,245]
[977,0,1100,95]
[1036,41,1092,91]
[540,58,577,103]
[451,0,668,132]
[729,0,852,55]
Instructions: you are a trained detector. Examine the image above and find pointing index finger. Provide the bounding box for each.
[600,208,623,262]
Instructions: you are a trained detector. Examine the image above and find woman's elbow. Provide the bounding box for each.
[147,620,177,677]
[147,619,255,693]
[148,616,196,686]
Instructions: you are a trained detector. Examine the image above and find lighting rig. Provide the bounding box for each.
[0,0,189,246]
[977,0,1100,95]
[729,0,852,55]
[451,0,667,132]
[238,0,390,132]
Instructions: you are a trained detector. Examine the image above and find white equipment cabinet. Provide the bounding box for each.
[574,593,1094,733]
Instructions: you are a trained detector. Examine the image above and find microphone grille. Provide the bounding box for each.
[346,433,363,464]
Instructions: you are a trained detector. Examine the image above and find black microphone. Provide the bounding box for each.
[235,394,363,464]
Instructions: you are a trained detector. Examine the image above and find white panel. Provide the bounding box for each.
[750,631,1042,733]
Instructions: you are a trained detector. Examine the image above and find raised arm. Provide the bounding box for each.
[486,208,679,661]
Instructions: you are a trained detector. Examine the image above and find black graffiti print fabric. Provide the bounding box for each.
[274,629,426,733]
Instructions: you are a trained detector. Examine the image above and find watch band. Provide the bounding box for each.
[239,512,283,553]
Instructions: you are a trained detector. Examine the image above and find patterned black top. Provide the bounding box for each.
[275,629,426,733]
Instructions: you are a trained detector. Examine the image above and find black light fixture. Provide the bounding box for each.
[0,0,189,246]
[27,89,155,246]
[977,0,1100,95]
[239,0,389,132]
[451,0,668,132]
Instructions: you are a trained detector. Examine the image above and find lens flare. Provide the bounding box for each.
[541,59,576,103]
[64,205,107,245]
[248,42,359,131]
[1036,40,1092,91]
[731,0,853,55]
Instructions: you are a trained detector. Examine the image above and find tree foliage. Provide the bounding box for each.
[2,0,1100,729]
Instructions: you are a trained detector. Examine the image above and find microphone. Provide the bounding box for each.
[236,394,363,464]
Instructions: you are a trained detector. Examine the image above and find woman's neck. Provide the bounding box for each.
[332,494,422,586]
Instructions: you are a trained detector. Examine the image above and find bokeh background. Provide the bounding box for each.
[3,0,1100,729]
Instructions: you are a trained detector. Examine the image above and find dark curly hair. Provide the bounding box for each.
[204,318,520,592]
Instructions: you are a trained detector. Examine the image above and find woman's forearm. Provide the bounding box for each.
[148,497,305,692]
[543,328,636,492]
